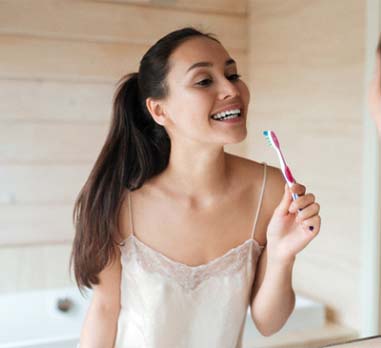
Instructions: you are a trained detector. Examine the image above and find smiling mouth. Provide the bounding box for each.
[210,108,242,121]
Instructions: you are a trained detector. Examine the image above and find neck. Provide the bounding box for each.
[154,144,231,206]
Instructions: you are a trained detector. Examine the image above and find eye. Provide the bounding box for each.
[196,78,213,87]
[195,74,241,87]
[227,74,241,81]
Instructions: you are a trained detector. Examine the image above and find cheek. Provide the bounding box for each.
[165,91,210,126]
[239,81,250,106]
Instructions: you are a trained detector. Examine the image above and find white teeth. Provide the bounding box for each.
[211,108,241,120]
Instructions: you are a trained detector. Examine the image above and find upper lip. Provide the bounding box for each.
[210,104,243,116]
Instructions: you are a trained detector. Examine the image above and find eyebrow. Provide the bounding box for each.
[186,58,236,73]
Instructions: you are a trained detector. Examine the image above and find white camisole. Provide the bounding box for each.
[114,163,268,348]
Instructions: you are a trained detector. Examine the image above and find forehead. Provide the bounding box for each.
[168,36,231,73]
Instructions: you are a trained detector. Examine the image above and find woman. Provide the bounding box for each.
[71,27,321,348]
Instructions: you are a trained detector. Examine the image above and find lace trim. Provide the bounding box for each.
[120,235,264,291]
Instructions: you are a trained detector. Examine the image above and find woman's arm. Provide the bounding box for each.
[250,168,320,336]
[79,247,122,348]
[250,247,295,336]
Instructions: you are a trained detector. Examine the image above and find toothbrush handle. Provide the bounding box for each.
[277,149,299,201]
[283,165,299,201]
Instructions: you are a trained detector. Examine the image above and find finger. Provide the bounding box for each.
[295,202,320,222]
[276,184,293,215]
[290,183,306,196]
[302,215,321,234]
[289,194,316,214]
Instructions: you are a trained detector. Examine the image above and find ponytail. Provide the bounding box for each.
[70,73,170,289]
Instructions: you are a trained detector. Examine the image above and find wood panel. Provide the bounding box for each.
[0,80,114,122]
[0,164,90,204]
[0,35,247,82]
[0,35,145,82]
[0,205,74,246]
[0,122,108,163]
[0,0,247,51]
[0,243,73,292]
[96,0,247,15]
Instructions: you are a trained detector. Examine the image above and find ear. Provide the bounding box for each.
[145,97,167,126]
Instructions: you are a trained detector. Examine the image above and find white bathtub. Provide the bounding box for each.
[0,287,325,348]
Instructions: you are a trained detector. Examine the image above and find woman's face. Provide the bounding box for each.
[368,52,381,134]
[157,36,250,147]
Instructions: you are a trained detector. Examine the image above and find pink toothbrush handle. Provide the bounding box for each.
[283,165,299,200]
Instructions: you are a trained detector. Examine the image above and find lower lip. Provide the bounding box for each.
[211,116,243,124]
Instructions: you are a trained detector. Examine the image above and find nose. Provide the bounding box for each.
[218,78,240,100]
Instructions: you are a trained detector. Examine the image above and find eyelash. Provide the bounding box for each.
[196,74,241,87]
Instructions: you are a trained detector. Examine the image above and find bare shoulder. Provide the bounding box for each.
[226,152,282,189]
[225,152,265,184]
[226,153,285,242]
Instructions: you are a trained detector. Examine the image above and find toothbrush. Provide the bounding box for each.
[263,130,299,201]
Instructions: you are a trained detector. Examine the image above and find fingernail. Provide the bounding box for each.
[309,226,314,231]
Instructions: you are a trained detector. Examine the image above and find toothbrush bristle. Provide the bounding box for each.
[263,130,277,148]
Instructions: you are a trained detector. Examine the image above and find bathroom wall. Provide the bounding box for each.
[0,0,248,291]
[247,0,366,331]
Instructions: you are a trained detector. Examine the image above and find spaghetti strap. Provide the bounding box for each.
[127,191,134,236]
[250,162,267,240]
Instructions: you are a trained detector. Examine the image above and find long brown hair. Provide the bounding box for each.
[70,28,219,290]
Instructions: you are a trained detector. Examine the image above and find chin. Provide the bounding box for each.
[224,129,247,144]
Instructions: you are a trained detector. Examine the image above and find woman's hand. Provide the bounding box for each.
[266,183,321,264]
